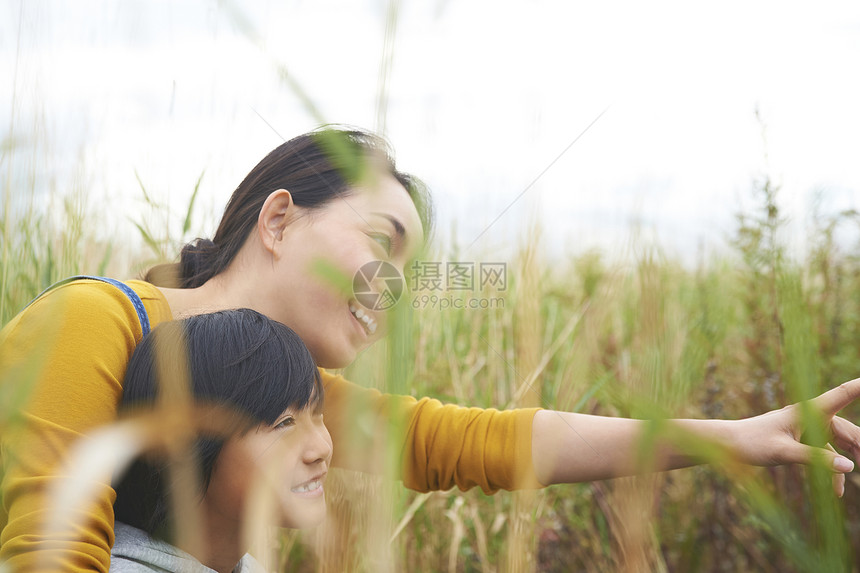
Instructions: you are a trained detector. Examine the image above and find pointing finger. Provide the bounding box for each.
[812,378,860,416]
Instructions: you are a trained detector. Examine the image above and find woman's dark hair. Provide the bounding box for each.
[146,126,433,288]
[112,308,322,538]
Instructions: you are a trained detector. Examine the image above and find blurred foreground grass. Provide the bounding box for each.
[2,169,860,571]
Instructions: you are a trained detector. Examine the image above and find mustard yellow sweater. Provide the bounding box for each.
[0,278,540,571]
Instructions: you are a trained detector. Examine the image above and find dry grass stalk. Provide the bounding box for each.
[505,226,542,573]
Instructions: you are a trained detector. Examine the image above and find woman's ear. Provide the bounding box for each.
[258,189,295,254]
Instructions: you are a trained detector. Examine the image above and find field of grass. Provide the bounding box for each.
[293,177,860,572]
[3,159,860,572]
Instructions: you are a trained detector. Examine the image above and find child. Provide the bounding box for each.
[110,309,332,573]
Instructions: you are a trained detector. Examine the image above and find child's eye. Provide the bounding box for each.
[370,233,392,256]
[274,416,295,430]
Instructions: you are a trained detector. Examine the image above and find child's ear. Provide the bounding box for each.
[258,189,294,253]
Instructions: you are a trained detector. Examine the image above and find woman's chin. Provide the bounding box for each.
[312,344,359,370]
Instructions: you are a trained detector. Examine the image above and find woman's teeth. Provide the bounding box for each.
[349,303,377,334]
[291,479,323,493]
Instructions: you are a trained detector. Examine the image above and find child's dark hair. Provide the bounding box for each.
[113,308,322,537]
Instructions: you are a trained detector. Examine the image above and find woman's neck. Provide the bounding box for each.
[156,272,254,320]
[154,244,278,321]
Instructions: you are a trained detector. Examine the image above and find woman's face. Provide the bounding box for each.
[265,174,425,368]
[203,405,332,530]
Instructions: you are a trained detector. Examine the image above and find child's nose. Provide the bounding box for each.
[305,421,333,464]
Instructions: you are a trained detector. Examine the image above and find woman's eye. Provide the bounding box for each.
[370,233,392,256]
[274,416,295,429]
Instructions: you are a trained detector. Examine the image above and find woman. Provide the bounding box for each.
[110,309,330,573]
[1,126,859,572]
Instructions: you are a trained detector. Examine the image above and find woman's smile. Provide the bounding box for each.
[349,300,377,335]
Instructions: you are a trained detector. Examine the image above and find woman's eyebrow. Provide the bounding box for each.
[371,212,406,240]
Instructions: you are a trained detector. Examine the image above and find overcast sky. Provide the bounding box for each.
[3,0,860,264]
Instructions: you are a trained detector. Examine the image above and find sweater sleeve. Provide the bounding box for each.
[0,281,161,572]
[319,371,542,494]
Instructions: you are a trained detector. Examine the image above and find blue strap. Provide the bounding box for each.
[26,275,151,338]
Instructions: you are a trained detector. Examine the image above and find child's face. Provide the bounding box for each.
[203,405,332,529]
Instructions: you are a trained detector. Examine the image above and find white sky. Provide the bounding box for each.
[3,0,860,265]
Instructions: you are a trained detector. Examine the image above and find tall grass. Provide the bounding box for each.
[3,153,860,571]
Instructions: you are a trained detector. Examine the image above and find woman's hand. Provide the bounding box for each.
[533,378,860,491]
[729,378,860,496]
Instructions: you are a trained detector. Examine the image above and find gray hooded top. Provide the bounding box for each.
[110,521,266,573]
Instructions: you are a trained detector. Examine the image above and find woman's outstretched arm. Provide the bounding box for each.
[532,378,860,493]
[320,370,542,493]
